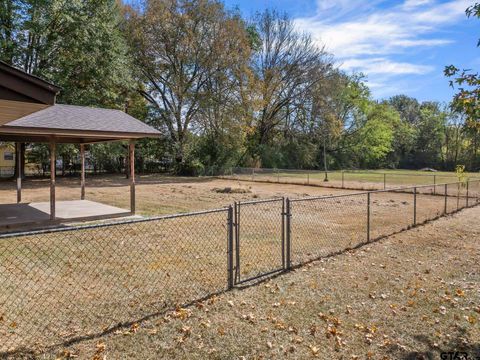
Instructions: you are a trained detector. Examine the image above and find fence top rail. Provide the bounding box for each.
[290,180,478,203]
[233,167,480,179]
[237,197,284,205]
[0,206,229,240]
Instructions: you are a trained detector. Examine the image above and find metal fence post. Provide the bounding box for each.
[433,175,437,195]
[383,173,386,190]
[285,198,291,270]
[277,168,280,183]
[281,198,285,269]
[367,192,371,242]
[413,187,417,226]
[342,171,345,188]
[227,205,234,289]
[444,183,448,214]
[457,182,460,211]
[466,180,469,207]
[235,202,241,283]
[251,168,255,181]
[307,171,310,185]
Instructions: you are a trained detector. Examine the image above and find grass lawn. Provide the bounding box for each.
[41,205,480,360]
[227,169,480,190]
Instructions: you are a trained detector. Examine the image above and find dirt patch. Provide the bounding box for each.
[212,186,251,194]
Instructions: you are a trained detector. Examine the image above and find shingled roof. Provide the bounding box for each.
[7,103,159,134]
[0,104,161,143]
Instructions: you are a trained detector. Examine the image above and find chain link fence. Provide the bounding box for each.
[288,193,368,265]
[0,208,229,353]
[234,198,285,284]
[217,167,480,191]
[1,180,479,354]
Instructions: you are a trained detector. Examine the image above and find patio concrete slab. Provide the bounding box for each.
[0,200,130,229]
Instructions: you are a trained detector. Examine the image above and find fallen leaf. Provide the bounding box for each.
[309,345,319,356]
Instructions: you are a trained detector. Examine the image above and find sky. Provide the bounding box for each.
[223,0,479,103]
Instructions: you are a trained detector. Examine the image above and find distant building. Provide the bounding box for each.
[0,143,15,177]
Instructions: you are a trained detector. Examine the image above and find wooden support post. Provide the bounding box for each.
[80,144,85,200]
[129,140,135,214]
[50,141,56,220]
[16,142,22,203]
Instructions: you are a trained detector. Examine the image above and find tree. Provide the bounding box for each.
[388,95,421,125]
[445,3,480,129]
[386,95,419,168]
[351,103,397,169]
[247,10,332,165]
[128,0,251,173]
[1,0,133,107]
[413,102,446,168]
[192,11,253,172]
[0,0,21,63]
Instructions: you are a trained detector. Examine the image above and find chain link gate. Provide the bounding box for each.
[233,198,286,284]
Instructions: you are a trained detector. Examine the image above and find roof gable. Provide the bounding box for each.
[0,61,61,105]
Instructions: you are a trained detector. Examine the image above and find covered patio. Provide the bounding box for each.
[0,61,160,230]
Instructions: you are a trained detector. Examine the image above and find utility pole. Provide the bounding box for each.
[323,135,329,182]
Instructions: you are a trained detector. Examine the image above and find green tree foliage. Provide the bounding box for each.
[389,95,421,125]
[413,102,446,168]
[0,0,133,107]
[0,0,21,63]
[445,3,480,129]
[350,103,396,169]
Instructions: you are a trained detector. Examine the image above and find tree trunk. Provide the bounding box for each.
[174,135,186,173]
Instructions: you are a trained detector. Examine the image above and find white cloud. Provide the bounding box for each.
[294,0,470,97]
[295,0,469,58]
[341,58,434,75]
[403,0,433,10]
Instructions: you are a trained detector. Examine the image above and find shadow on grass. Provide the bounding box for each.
[386,327,480,360]
[0,289,229,359]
